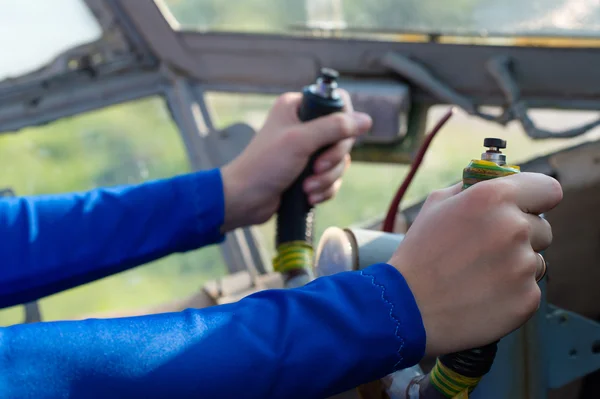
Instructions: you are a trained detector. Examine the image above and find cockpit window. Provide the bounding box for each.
[161,0,600,39]
[0,97,226,324]
[0,0,102,81]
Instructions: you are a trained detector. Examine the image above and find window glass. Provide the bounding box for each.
[0,97,226,326]
[0,0,102,81]
[402,106,600,207]
[162,0,600,38]
[206,92,600,258]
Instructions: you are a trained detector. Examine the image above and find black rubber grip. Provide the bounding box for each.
[275,88,345,246]
[439,341,499,378]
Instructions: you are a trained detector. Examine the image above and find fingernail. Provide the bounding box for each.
[352,112,372,129]
[316,161,331,173]
[305,179,320,192]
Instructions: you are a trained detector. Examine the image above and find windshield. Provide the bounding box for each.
[0,0,102,81]
[161,0,600,37]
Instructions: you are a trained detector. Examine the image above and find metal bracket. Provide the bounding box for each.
[486,56,600,139]
[0,71,165,134]
[546,304,600,389]
[340,78,411,144]
[165,77,269,276]
[202,270,284,305]
[23,302,42,324]
[381,51,600,140]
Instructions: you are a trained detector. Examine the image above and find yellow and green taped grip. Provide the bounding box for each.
[273,241,314,275]
[430,359,482,398]
[462,159,520,189]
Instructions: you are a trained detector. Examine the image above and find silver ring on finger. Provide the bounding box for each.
[535,253,547,283]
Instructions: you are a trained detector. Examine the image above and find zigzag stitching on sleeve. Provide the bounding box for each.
[360,270,405,368]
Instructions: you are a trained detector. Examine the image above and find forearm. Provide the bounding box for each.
[0,169,225,308]
[0,264,425,399]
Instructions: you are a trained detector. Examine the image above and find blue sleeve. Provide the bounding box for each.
[0,169,225,308]
[0,263,426,399]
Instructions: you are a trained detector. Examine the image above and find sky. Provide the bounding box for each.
[0,0,102,81]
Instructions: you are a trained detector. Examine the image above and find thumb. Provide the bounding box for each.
[293,111,372,154]
[421,182,463,212]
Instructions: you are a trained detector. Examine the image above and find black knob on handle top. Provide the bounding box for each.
[319,68,339,83]
[484,137,507,149]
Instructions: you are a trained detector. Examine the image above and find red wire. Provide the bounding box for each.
[382,107,455,233]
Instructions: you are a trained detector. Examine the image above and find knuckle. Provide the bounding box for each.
[331,113,354,137]
[518,251,538,277]
[335,140,355,162]
[320,172,337,187]
[327,143,346,163]
[275,92,297,108]
[494,178,518,202]
[511,216,531,243]
[508,249,530,279]
[337,89,353,108]
[535,217,553,249]
[337,88,351,99]
[522,286,542,315]
[422,192,443,211]
[544,218,554,244]
[426,189,446,204]
[465,179,517,214]
[465,183,502,210]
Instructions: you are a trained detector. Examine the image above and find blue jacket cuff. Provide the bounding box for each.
[360,263,426,369]
[174,168,226,246]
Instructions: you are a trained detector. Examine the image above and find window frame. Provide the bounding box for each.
[3,0,600,156]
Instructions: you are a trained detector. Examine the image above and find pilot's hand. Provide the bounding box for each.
[387,173,562,357]
[220,90,371,232]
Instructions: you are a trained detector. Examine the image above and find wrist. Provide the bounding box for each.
[220,163,249,233]
[220,162,278,233]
